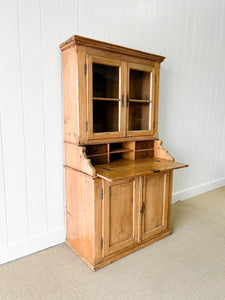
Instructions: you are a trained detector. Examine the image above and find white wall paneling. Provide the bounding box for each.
[0,0,224,265]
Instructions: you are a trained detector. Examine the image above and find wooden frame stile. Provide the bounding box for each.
[93,177,103,265]
[153,62,160,139]
[167,171,173,232]
[77,46,87,145]
[138,175,143,243]
[87,55,124,140]
[126,62,156,137]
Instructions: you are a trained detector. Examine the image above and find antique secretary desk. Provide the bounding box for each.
[60,36,187,270]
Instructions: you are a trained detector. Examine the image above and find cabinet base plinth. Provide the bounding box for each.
[66,230,172,271]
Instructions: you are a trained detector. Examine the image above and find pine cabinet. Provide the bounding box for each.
[60,36,188,270]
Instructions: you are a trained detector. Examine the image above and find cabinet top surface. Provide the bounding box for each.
[59,35,165,62]
[95,158,188,181]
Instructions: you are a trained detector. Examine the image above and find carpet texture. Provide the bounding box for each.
[0,187,225,300]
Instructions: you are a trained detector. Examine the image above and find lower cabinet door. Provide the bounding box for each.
[102,178,139,257]
[141,171,170,241]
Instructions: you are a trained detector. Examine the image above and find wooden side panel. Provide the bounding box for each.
[65,168,95,263]
[141,172,169,240]
[154,140,175,161]
[62,46,78,143]
[103,178,139,257]
[64,142,96,176]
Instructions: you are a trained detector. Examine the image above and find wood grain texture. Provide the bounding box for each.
[64,142,96,176]
[103,178,139,256]
[66,230,172,271]
[141,172,169,240]
[154,140,175,161]
[93,178,102,264]
[60,35,166,62]
[167,171,174,231]
[60,31,188,271]
[77,46,87,144]
[65,167,95,263]
[126,62,156,137]
[62,46,78,143]
[95,158,188,182]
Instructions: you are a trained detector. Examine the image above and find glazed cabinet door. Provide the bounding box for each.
[102,178,139,257]
[126,63,155,137]
[87,55,125,140]
[141,171,169,241]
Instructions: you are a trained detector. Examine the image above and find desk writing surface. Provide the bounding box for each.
[95,158,188,181]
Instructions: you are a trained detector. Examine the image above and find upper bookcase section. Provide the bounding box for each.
[60,35,165,145]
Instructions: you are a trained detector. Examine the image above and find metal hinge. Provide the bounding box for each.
[101,188,103,200]
[126,95,129,107]
[141,202,145,214]
[153,120,155,129]
[122,95,124,107]
[86,121,88,131]
[101,237,103,249]
[85,63,87,75]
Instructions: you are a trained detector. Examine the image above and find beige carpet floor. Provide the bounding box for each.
[0,187,225,300]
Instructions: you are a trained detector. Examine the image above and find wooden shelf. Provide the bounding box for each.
[87,153,108,158]
[93,97,120,102]
[129,99,151,103]
[110,148,133,154]
[135,148,154,152]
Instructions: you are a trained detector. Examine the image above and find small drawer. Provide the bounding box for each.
[136,140,154,150]
[86,144,107,156]
[135,150,154,160]
[88,154,108,165]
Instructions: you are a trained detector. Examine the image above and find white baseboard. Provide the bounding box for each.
[0,227,66,266]
[172,177,225,203]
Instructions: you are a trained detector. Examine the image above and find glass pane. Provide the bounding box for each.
[129,69,151,100]
[93,63,119,98]
[93,100,119,133]
[129,102,150,131]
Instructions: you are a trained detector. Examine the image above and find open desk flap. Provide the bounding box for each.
[95,158,188,182]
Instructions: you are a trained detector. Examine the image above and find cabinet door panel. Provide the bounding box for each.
[87,55,125,140]
[141,172,169,241]
[103,178,139,257]
[126,62,155,137]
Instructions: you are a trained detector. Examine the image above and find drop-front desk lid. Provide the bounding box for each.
[95,158,188,182]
